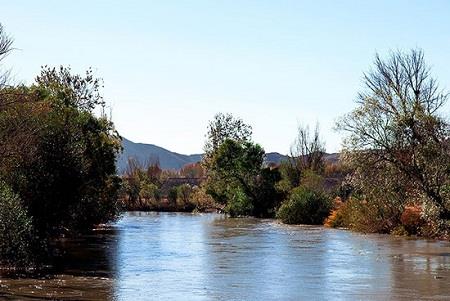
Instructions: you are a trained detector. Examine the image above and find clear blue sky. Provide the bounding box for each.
[2,1,450,154]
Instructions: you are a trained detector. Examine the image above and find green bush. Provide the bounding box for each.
[176,184,195,211]
[225,186,253,217]
[168,187,178,206]
[277,186,332,225]
[140,182,160,201]
[0,182,35,266]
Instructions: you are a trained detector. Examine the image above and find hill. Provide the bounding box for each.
[118,138,203,172]
[118,138,339,172]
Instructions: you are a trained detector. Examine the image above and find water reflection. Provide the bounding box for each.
[0,227,119,300]
[1,212,449,300]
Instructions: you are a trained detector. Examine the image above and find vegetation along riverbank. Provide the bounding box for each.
[0,19,449,270]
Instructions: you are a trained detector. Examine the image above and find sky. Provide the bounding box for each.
[1,0,450,154]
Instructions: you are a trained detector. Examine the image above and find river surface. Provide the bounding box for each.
[1,212,450,300]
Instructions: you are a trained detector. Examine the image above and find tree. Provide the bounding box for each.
[0,182,35,266]
[7,66,122,236]
[0,23,13,88]
[180,162,204,178]
[281,124,325,190]
[203,113,252,158]
[337,49,450,220]
[206,139,281,216]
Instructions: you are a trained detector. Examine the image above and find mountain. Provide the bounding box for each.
[265,152,340,165]
[265,152,288,164]
[118,138,339,172]
[118,138,203,172]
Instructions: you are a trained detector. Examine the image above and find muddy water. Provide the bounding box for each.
[1,212,450,300]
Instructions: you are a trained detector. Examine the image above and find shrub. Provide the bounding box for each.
[190,187,216,212]
[176,184,195,211]
[277,186,331,225]
[0,182,35,266]
[324,197,344,227]
[140,182,160,202]
[225,186,253,217]
[400,204,423,234]
[168,187,178,206]
[326,196,402,233]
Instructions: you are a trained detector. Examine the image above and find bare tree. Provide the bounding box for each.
[290,123,325,173]
[279,123,325,189]
[337,49,450,219]
[0,23,13,88]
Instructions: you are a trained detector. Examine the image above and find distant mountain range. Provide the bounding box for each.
[118,138,203,172]
[118,137,339,172]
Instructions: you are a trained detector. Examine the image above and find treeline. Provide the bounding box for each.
[120,48,450,241]
[121,158,215,212]
[195,49,449,239]
[0,24,122,267]
[201,113,345,222]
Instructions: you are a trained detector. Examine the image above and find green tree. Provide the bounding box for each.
[276,186,332,225]
[0,182,36,266]
[203,113,252,163]
[206,139,281,217]
[6,66,122,236]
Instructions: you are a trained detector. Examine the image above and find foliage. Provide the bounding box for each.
[253,167,283,217]
[203,113,252,172]
[225,185,253,217]
[140,182,161,202]
[176,184,195,211]
[206,139,281,216]
[0,66,122,240]
[0,23,13,86]
[168,187,178,206]
[180,162,204,178]
[190,186,216,211]
[276,186,332,225]
[203,114,286,217]
[0,182,36,266]
[329,197,401,233]
[204,113,252,156]
[14,67,121,235]
[337,49,450,222]
[283,124,325,189]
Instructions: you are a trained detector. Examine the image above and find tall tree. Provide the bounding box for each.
[281,124,325,190]
[337,49,450,220]
[0,23,13,88]
[203,113,252,157]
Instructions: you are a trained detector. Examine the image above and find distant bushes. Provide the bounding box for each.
[277,186,332,225]
[121,158,215,212]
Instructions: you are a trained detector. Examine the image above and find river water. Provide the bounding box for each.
[1,212,450,300]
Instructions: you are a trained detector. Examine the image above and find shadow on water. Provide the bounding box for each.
[0,227,120,301]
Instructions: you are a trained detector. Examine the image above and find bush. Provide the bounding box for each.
[326,196,402,233]
[190,187,216,212]
[168,187,178,206]
[226,186,253,217]
[176,184,195,211]
[276,186,331,225]
[0,182,35,266]
[140,182,160,202]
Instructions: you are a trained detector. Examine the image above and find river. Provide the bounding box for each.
[0,212,449,300]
